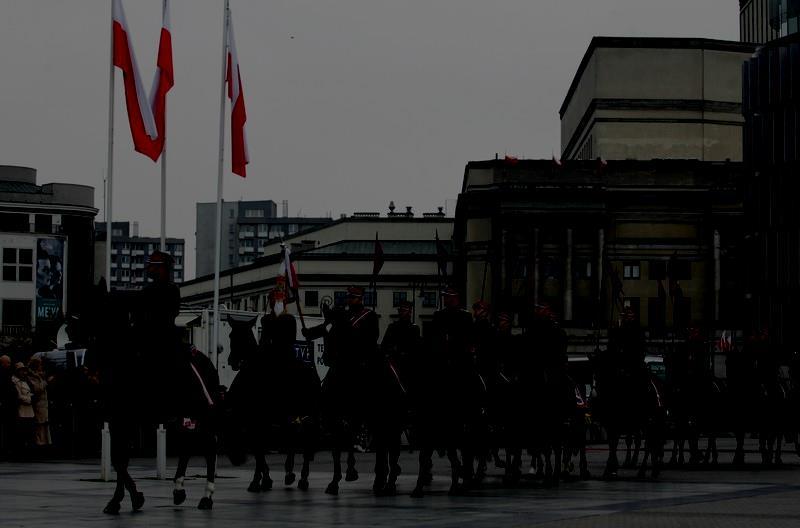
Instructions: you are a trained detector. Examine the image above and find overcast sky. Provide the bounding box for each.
[0,1,740,279]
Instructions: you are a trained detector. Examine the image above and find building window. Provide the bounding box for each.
[257,224,269,237]
[669,260,691,280]
[363,291,376,307]
[576,259,592,279]
[2,299,32,328]
[334,291,347,306]
[2,248,33,282]
[245,209,264,218]
[623,297,640,321]
[422,291,437,308]
[648,260,667,280]
[112,229,123,237]
[393,291,408,307]
[35,214,52,234]
[305,290,319,308]
[623,263,640,279]
[648,297,667,333]
[229,209,234,219]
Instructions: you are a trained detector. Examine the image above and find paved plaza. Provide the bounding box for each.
[3,438,800,527]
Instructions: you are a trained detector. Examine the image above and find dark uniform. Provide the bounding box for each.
[381,313,421,398]
[374,301,419,494]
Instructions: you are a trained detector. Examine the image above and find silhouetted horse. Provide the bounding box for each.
[592,324,666,479]
[410,306,482,497]
[84,284,182,515]
[225,314,318,491]
[303,305,363,495]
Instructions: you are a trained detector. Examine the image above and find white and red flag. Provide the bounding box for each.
[280,244,299,290]
[226,17,249,177]
[112,0,159,161]
[149,0,174,159]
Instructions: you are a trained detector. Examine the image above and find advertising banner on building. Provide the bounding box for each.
[36,238,64,323]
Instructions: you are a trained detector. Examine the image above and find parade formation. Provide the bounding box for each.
[61,250,797,515]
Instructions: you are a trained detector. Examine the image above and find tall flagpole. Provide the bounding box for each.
[160,141,167,251]
[105,0,116,292]
[211,0,230,366]
[159,0,167,252]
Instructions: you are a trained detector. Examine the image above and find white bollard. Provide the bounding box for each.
[100,422,112,482]
[156,424,167,480]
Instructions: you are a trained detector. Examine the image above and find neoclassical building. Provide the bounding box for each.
[453,158,746,353]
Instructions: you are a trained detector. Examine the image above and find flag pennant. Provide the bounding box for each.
[280,244,299,290]
[149,0,174,159]
[226,15,249,177]
[112,0,160,161]
[372,233,385,277]
[435,230,449,278]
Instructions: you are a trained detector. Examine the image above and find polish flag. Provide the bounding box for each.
[149,0,174,159]
[226,17,249,177]
[112,0,159,161]
[280,245,299,290]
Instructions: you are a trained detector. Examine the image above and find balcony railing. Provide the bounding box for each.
[0,325,32,337]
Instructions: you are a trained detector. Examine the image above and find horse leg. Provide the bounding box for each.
[447,447,462,495]
[604,430,619,479]
[326,448,342,495]
[775,433,784,466]
[637,438,650,479]
[544,446,553,481]
[104,426,143,515]
[733,431,745,465]
[709,435,719,465]
[373,429,389,495]
[623,434,633,468]
[411,448,433,498]
[345,449,359,482]
[172,450,190,505]
[298,450,312,491]
[284,451,297,486]
[632,434,642,467]
[547,439,562,488]
[198,432,216,510]
[579,444,590,479]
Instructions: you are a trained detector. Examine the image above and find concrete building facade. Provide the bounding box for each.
[560,37,756,162]
[0,165,97,343]
[181,214,453,339]
[195,200,333,276]
[94,221,185,290]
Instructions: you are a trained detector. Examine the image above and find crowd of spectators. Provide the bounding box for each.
[0,353,102,460]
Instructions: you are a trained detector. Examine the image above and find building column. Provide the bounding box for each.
[564,228,573,321]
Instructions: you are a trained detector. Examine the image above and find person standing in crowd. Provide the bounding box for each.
[0,355,16,458]
[26,357,51,448]
[11,362,35,457]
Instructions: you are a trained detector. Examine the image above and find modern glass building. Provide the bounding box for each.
[740,0,800,43]
[741,1,800,347]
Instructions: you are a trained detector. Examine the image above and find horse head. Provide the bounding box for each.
[227,315,258,371]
